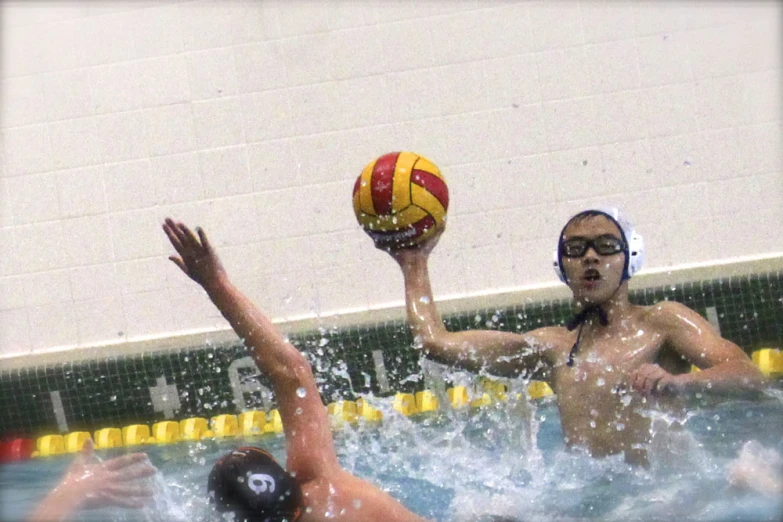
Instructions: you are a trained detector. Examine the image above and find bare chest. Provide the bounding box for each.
[553,323,665,393]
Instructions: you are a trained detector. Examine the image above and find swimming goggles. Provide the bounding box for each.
[560,235,625,258]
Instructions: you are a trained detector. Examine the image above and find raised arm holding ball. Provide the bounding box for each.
[358,153,765,465]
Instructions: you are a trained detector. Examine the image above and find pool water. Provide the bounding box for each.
[2,389,782,522]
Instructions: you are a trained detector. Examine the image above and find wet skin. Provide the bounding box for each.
[390,215,765,465]
[164,219,428,522]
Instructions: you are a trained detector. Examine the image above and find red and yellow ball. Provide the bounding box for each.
[352,151,449,249]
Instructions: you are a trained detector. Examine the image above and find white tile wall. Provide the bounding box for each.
[56,165,108,218]
[72,297,127,346]
[48,116,103,170]
[192,98,246,149]
[137,55,191,108]
[21,270,72,307]
[7,172,61,225]
[144,103,197,156]
[131,5,185,59]
[0,275,26,311]
[187,47,240,101]
[121,289,174,338]
[28,302,79,351]
[1,75,48,127]
[69,264,120,302]
[0,308,32,355]
[0,0,780,354]
[60,214,114,267]
[152,152,204,205]
[2,124,54,176]
[0,177,9,227]
[95,111,150,163]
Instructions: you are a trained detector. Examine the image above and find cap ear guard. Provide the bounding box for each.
[625,230,644,279]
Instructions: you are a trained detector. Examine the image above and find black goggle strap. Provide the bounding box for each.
[566,306,609,367]
[567,323,583,367]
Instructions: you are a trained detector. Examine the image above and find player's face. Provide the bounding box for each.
[561,216,626,304]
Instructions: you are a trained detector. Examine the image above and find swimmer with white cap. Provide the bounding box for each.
[383,207,765,465]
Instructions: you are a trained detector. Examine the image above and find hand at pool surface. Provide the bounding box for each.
[630,363,683,397]
[27,439,156,521]
[163,217,228,291]
[728,441,783,496]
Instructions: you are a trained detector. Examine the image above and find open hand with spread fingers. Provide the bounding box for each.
[28,439,157,521]
[68,439,156,510]
[162,218,227,291]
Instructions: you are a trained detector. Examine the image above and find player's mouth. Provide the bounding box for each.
[583,268,601,283]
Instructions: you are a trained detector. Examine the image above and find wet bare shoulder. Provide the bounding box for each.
[526,325,572,359]
[641,300,704,332]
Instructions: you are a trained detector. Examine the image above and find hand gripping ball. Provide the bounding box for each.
[352,152,449,249]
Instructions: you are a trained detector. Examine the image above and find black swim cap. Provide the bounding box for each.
[208,447,303,522]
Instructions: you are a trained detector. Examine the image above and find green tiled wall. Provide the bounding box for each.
[1,271,781,439]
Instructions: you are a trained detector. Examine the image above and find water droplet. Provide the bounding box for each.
[296,407,303,415]
[296,387,307,398]
[419,296,431,304]
[621,395,632,406]
[319,338,329,347]
[616,423,625,431]
[238,476,244,483]
[596,378,605,387]
[589,420,596,428]
[352,499,362,509]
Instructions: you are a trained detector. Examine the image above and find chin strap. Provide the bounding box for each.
[566,305,609,367]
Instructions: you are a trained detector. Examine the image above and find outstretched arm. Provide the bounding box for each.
[389,243,558,380]
[632,301,766,396]
[163,219,339,482]
[28,440,155,522]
